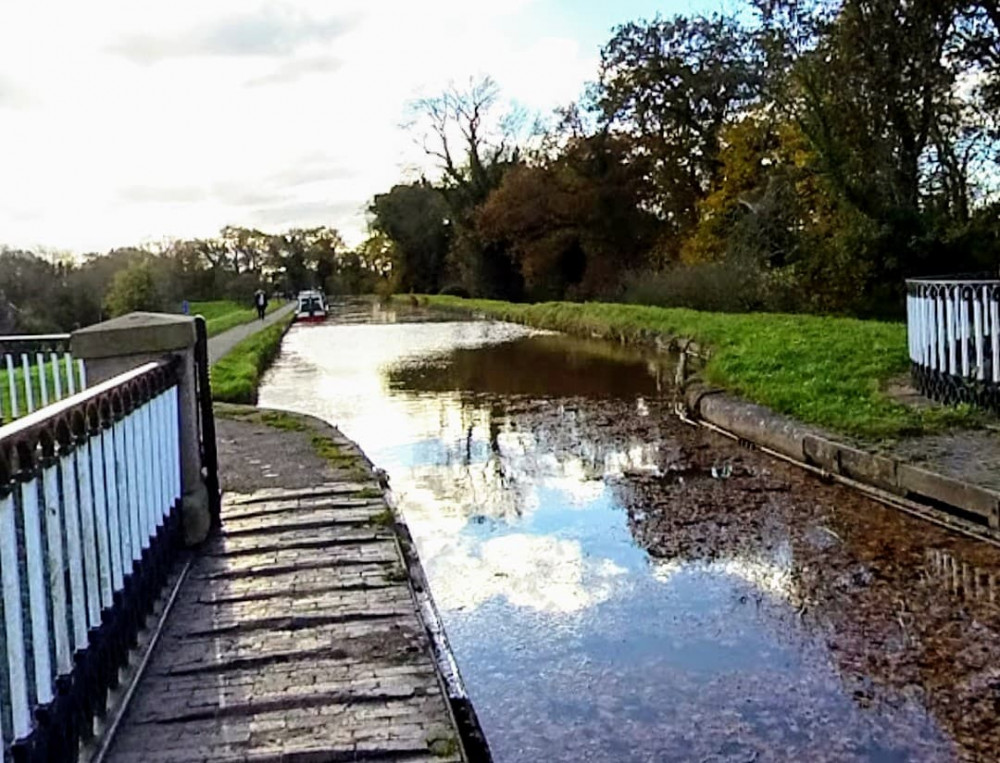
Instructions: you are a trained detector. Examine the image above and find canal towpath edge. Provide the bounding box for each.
[100,404,478,762]
[206,301,296,365]
[682,381,1000,536]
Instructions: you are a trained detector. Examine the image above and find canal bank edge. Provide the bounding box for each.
[682,380,1000,532]
[213,403,493,762]
[396,295,1000,539]
[209,311,295,404]
[379,476,494,763]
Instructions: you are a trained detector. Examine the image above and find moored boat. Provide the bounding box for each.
[294,290,328,322]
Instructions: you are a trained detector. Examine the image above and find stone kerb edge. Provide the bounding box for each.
[683,378,1000,531]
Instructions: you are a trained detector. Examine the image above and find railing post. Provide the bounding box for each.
[194,317,222,532]
[70,313,212,545]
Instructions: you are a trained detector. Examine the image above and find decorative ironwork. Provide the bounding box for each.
[0,357,182,762]
[906,278,1000,414]
[0,334,71,354]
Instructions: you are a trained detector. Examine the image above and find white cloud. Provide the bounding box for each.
[0,0,598,253]
[428,533,627,614]
[246,56,344,87]
[107,9,359,64]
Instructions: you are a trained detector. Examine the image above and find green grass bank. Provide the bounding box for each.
[210,314,294,404]
[188,300,282,337]
[400,295,979,441]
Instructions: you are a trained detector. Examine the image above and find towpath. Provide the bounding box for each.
[102,406,464,762]
[207,302,296,365]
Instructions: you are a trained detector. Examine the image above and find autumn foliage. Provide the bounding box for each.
[369,0,1000,318]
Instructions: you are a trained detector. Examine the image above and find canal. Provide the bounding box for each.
[258,300,1000,762]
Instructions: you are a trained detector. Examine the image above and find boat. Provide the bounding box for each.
[294,290,328,323]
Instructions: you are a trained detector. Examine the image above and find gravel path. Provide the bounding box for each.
[207,301,295,364]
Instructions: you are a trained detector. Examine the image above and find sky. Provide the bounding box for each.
[0,0,720,255]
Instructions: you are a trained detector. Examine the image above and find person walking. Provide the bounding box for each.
[253,289,268,321]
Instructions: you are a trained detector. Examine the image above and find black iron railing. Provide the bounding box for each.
[0,358,182,762]
[906,278,1000,412]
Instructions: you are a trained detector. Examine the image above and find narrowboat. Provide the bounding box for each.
[294,290,328,323]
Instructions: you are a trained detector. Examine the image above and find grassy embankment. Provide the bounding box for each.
[210,313,294,404]
[188,299,282,337]
[403,295,980,441]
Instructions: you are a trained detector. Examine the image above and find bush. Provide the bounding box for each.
[620,260,812,314]
[620,263,762,312]
[104,261,163,317]
[223,272,261,305]
[438,283,471,298]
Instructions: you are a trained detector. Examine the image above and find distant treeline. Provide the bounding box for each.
[367,0,1000,317]
[0,226,386,333]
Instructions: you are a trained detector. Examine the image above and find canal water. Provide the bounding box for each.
[258,301,1000,763]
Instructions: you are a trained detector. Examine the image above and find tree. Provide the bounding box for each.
[414,77,521,211]
[411,76,525,298]
[369,183,451,293]
[956,1,1000,112]
[103,260,163,317]
[683,113,877,313]
[263,227,347,294]
[476,134,658,299]
[303,227,346,288]
[758,0,998,286]
[356,233,394,279]
[0,249,73,332]
[159,239,219,301]
[220,225,269,275]
[595,14,764,261]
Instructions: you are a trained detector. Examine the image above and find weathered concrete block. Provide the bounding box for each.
[71,312,196,361]
[698,393,807,462]
[836,446,899,494]
[683,381,719,415]
[802,435,840,472]
[897,463,1000,528]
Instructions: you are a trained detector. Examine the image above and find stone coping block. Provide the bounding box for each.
[686,381,812,462]
[897,464,1000,529]
[72,312,196,360]
[684,378,1000,532]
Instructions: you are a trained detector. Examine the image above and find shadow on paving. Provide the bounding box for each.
[102,407,463,763]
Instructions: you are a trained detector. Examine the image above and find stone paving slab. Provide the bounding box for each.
[104,485,462,763]
[222,503,381,527]
[225,484,374,505]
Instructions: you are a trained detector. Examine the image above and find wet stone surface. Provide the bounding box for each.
[257,301,1000,763]
[104,412,461,763]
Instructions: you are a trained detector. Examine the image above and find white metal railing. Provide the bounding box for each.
[906,279,1000,386]
[0,334,87,425]
[0,359,180,760]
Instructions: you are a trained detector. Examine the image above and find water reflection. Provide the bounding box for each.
[258,302,1000,763]
[387,333,675,397]
[432,533,627,614]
